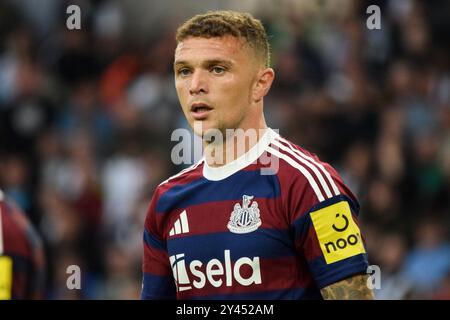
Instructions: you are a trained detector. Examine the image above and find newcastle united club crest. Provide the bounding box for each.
[227,195,261,234]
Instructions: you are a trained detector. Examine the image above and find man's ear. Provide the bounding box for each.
[253,68,275,103]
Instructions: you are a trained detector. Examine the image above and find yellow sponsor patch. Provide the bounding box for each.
[0,256,13,300]
[310,201,366,264]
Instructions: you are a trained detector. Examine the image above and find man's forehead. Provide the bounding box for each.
[175,36,248,60]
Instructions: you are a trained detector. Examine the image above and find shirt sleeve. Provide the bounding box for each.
[1,200,46,299]
[289,167,369,289]
[141,191,176,299]
[303,196,369,288]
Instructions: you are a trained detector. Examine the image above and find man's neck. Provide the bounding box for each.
[204,125,268,168]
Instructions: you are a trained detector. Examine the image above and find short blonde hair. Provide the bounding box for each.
[176,10,271,67]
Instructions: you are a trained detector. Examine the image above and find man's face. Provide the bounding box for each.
[174,36,259,137]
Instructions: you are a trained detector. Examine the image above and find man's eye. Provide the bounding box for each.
[178,68,191,76]
[211,66,225,74]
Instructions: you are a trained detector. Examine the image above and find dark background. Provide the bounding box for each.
[0,0,449,299]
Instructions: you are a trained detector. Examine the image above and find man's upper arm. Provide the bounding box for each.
[141,192,176,300]
[292,194,370,291]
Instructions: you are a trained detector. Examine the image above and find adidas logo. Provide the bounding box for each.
[169,210,189,236]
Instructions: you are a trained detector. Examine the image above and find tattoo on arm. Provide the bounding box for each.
[320,274,375,300]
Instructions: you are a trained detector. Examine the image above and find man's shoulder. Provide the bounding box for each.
[268,133,361,222]
[270,134,336,179]
[145,159,205,216]
[269,134,345,203]
[155,158,204,193]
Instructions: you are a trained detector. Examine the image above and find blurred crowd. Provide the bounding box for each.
[0,0,449,299]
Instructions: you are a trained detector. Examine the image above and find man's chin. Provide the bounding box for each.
[191,121,226,142]
[192,120,215,136]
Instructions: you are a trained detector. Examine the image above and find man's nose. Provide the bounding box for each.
[189,70,208,95]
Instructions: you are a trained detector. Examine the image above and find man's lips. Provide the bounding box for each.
[190,103,213,120]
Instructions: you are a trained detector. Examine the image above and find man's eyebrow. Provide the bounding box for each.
[202,59,233,67]
[173,60,189,67]
[173,59,233,68]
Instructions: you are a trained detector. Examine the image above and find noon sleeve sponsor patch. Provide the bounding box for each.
[0,256,13,300]
[310,201,365,264]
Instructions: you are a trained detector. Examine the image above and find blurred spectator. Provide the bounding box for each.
[401,219,450,298]
[101,137,148,238]
[0,154,31,212]
[101,245,141,300]
[374,233,413,300]
[432,272,450,300]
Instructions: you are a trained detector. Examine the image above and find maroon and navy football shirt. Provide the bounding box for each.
[142,129,369,299]
[0,190,46,299]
